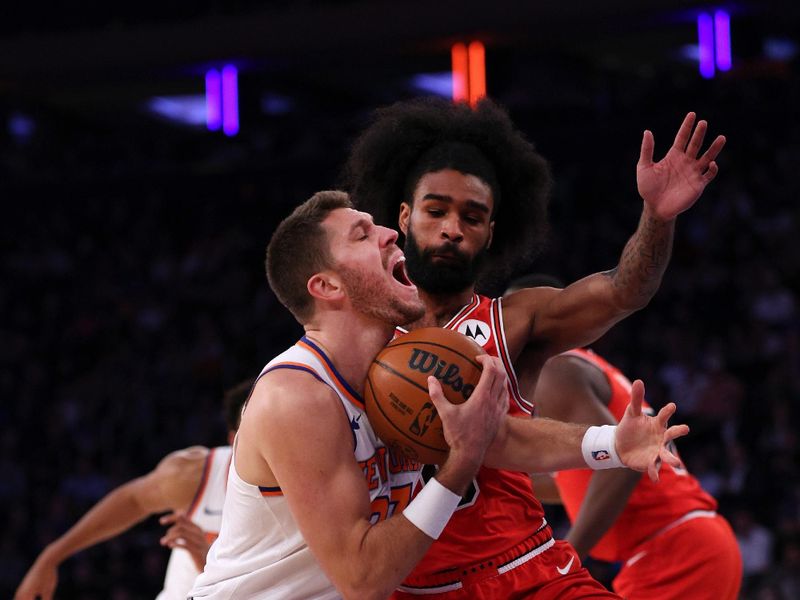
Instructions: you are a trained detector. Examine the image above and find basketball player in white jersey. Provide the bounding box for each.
[189,190,509,600]
[14,380,251,600]
[189,191,688,600]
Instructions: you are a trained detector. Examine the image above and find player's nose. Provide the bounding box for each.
[379,225,399,246]
[440,215,464,242]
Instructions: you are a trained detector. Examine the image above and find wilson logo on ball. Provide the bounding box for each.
[407,349,476,400]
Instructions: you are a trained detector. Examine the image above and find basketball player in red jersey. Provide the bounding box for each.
[15,381,251,600]
[343,98,726,598]
[509,273,742,600]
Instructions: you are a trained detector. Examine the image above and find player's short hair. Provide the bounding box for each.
[342,97,553,289]
[266,190,353,323]
[223,379,253,432]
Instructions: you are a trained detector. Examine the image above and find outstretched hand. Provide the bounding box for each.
[637,112,726,221]
[615,379,689,482]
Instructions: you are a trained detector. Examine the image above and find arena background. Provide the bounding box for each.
[1,1,798,598]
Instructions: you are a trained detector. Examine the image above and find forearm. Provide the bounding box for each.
[565,469,642,558]
[337,512,438,599]
[43,484,150,564]
[607,204,675,310]
[484,417,588,473]
[333,463,475,599]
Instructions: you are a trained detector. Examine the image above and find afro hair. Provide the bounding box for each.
[341,97,552,291]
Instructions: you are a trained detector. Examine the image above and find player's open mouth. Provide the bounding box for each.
[391,257,415,288]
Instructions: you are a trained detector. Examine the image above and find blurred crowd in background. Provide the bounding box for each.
[1,39,798,599]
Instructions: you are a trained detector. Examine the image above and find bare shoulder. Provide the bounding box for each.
[543,353,592,380]
[129,445,212,512]
[500,287,560,356]
[151,446,210,489]
[535,354,613,422]
[164,445,210,465]
[541,354,608,393]
[236,366,353,486]
[245,369,340,420]
[239,369,346,447]
[502,286,558,314]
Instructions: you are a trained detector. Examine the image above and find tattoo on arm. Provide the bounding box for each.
[605,212,674,307]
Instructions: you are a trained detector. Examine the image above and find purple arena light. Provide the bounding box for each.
[222,65,239,137]
[715,10,732,71]
[206,69,222,131]
[697,12,715,79]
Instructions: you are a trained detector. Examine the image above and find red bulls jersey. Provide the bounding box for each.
[554,349,718,563]
[397,294,548,581]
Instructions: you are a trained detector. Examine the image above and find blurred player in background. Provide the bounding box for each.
[15,380,251,600]
[508,273,742,600]
[345,97,725,598]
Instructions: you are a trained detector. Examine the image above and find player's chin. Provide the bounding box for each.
[393,296,425,324]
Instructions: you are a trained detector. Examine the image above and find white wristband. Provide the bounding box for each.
[402,477,462,539]
[581,425,623,470]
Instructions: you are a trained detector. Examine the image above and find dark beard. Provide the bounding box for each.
[403,229,486,295]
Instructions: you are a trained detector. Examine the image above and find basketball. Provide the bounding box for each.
[365,327,485,465]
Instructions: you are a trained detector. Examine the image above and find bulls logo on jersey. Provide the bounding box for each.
[457,319,491,347]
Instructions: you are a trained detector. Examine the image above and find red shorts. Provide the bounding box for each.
[613,512,742,600]
[393,525,620,600]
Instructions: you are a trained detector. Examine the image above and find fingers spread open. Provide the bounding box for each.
[647,457,662,483]
[702,161,719,184]
[700,134,727,165]
[628,379,645,417]
[639,130,655,167]
[656,402,677,427]
[673,112,697,150]
[664,423,690,443]
[686,120,708,158]
[661,446,683,468]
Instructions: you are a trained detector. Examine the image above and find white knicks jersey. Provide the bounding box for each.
[188,336,422,600]
[157,445,231,600]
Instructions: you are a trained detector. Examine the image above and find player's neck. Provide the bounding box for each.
[406,287,476,329]
[303,315,395,395]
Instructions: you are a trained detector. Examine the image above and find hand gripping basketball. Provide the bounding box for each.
[365,328,502,464]
[427,354,509,469]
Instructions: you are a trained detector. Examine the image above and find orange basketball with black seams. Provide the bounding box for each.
[365,327,484,465]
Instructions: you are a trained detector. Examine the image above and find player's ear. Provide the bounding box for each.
[398,202,411,235]
[307,272,345,303]
[486,220,495,250]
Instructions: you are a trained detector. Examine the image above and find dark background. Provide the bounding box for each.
[1,1,798,598]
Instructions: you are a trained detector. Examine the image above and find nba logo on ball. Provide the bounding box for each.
[409,402,437,437]
[457,319,491,347]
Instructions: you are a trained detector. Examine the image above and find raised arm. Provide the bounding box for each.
[503,113,726,357]
[15,447,207,600]
[249,356,506,600]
